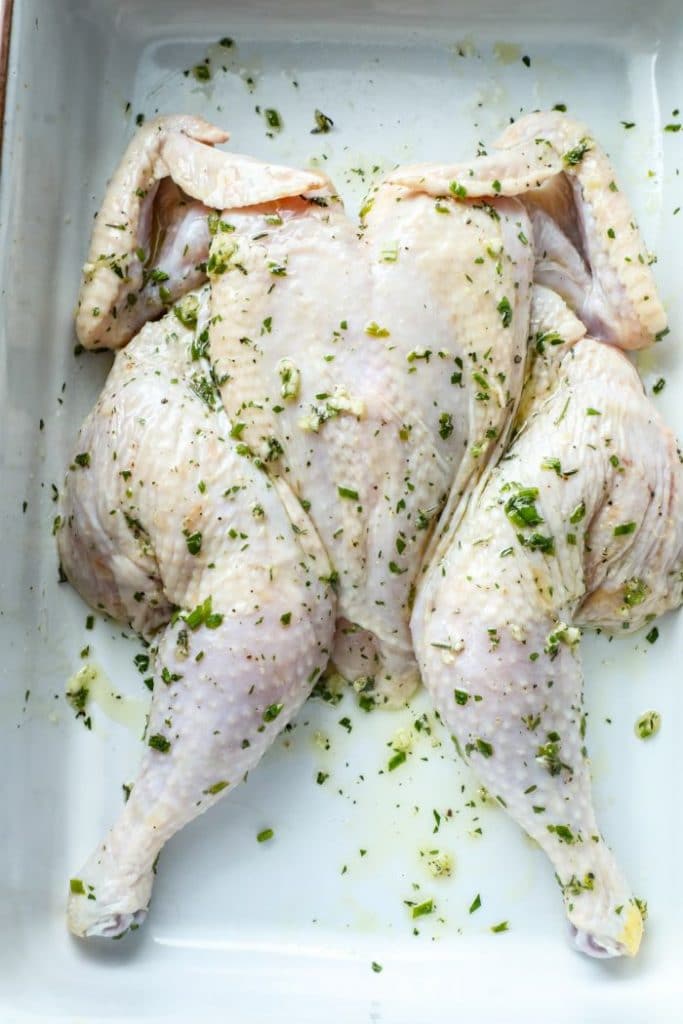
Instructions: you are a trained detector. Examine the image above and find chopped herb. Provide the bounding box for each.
[653,377,665,394]
[563,138,592,164]
[475,738,493,758]
[645,626,659,644]
[505,487,543,528]
[70,878,85,895]
[184,530,202,556]
[182,595,223,630]
[411,899,434,919]
[148,733,171,753]
[262,703,284,723]
[497,296,512,327]
[388,750,407,771]
[174,294,199,328]
[257,828,274,842]
[547,823,578,844]
[635,710,661,740]
[623,577,649,607]
[614,522,636,537]
[569,500,586,525]
[74,452,91,468]
[193,64,211,82]
[371,961,383,973]
[205,780,230,795]
[311,109,334,133]
[365,321,390,337]
[264,108,282,131]
[491,921,509,933]
[338,485,359,501]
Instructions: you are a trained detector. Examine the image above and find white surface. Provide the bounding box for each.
[1,1,682,1020]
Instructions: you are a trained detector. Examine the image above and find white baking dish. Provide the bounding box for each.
[1,0,682,1019]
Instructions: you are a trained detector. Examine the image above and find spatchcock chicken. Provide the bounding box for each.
[58,112,682,958]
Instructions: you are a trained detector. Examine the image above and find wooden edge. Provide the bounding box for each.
[0,0,14,166]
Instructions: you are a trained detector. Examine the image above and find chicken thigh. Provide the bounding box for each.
[59,292,335,936]
[410,114,676,958]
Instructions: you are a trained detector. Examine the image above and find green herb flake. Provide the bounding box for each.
[184,530,202,556]
[338,485,359,501]
[257,828,274,843]
[614,522,636,537]
[505,487,543,528]
[365,321,390,338]
[262,703,284,723]
[469,893,481,914]
[264,108,282,131]
[623,577,649,607]
[148,733,171,753]
[569,500,586,525]
[70,878,86,895]
[205,780,230,795]
[563,138,592,165]
[388,750,407,771]
[490,920,509,933]
[497,296,512,327]
[311,109,334,134]
[635,710,661,740]
[411,898,434,919]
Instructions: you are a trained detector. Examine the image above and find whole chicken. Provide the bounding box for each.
[60,112,677,956]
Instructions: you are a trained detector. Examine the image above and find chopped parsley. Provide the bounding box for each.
[634,710,661,740]
[148,734,171,753]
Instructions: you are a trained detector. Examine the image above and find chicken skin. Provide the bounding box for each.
[59,112,678,955]
[60,291,335,937]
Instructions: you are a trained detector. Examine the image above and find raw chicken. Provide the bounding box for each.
[206,181,533,704]
[75,115,327,350]
[60,112,677,955]
[60,291,336,937]
[410,116,679,958]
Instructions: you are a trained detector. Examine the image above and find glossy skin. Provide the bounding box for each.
[60,292,335,937]
[410,119,676,960]
[207,186,533,704]
[75,115,326,350]
[61,113,678,954]
[412,332,683,957]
